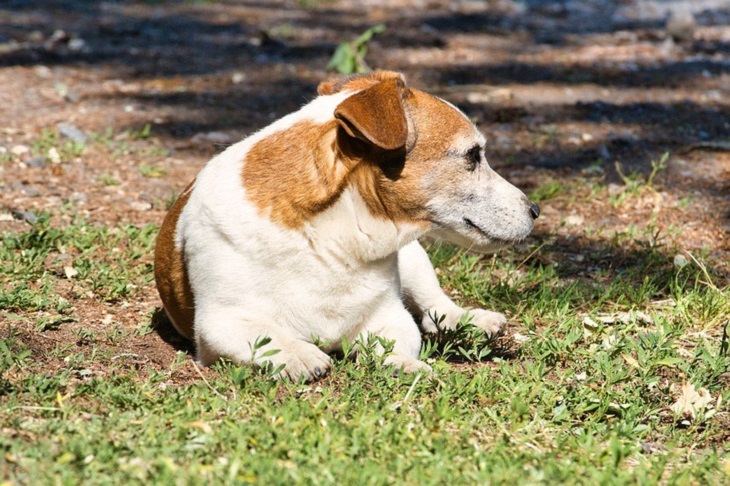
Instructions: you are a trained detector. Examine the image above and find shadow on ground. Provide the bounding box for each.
[2,1,728,274]
[2,1,727,175]
[150,307,195,354]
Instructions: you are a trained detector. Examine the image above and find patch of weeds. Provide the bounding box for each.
[102,324,129,345]
[1,211,61,278]
[161,191,179,210]
[296,0,336,8]
[529,177,564,202]
[530,123,560,147]
[327,24,386,74]
[69,222,158,301]
[35,315,77,332]
[73,328,96,346]
[678,194,694,209]
[31,128,86,163]
[128,123,152,141]
[0,280,69,313]
[611,152,668,206]
[0,150,16,165]
[421,315,497,363]
[135,319,154,337]
[1,213,158,305]
[142,145,171,158]
[98,173,119,186]
[90,127,115,148]
[93,125,168,162]
[0,329,32,374]
[138,163,167,178]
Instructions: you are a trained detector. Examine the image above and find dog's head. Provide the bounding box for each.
[321,71,539,252]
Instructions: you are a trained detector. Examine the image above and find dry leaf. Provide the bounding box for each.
[513,332,530,344]
[622,353,641,369]
[582,316,600,339]
[64,265,78,279]
[185,421,212,434]
[670,382,714,420]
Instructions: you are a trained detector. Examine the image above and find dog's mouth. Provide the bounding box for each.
[428,214,529,254]
[463,217,491,238]
[462,217,511,245]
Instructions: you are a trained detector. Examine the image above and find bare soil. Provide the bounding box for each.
[1,0,728,380]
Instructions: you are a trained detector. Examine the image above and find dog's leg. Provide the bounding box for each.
[194,308,331,382]
[398,240,506,336]
[358,296,432,374]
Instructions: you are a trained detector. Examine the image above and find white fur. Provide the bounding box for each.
[171,88,534,380]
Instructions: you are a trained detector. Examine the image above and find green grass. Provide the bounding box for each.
[1,212,729,484]
[1,212,157,310]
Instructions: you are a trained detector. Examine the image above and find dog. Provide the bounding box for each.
[154,71,539,381]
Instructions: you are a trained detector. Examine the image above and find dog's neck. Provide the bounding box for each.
[305,186,427,265]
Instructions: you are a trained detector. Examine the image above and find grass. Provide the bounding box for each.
[0,212,157,311]
[1,207,729,483]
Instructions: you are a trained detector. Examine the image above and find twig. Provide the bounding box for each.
[7,406,62,412]
[683,250,718,291]
[191,361,228,402]
[111,353,144,361]
[403,372,422,404]
[516,241,547,271]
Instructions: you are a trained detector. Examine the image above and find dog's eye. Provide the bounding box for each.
[465,146,481,171]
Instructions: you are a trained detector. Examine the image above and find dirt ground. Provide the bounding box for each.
[1,0,728,380]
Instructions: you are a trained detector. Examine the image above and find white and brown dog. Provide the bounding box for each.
[154,71,539,380]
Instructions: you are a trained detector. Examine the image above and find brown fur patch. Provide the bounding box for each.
[334,78,409,151]
[242,82,477,231]
[317,71,405,96]
[154,180,195,339]
[346,88,478,225]
[242,120,354,228]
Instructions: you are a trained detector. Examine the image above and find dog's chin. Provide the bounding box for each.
[428,227,512,254]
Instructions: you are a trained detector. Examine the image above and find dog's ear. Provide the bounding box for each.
[333,78,409,152]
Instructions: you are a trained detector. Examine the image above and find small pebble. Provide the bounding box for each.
[11,210,38,225]
[64,265,79,279]
[564,215,584,226]
[673,254,689,269]
[26,156,47,168]
[130,201,152,211]
[57,123,88,143]
[48,147,61,164]
[10,145,30,156]
[33,65,52,78]
[190,131,235,146]
[666,11,696,42]
[67,38,87,52]
[27,30,44,43]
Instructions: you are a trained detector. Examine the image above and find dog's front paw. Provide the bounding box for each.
[466,309,507,337]
[384,354,433,376]
[260,341,331,382]
[421,298,464,333]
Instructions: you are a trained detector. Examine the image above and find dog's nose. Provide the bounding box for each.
[529,202,540,220]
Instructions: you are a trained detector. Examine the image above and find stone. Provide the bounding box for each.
[11,210,38,225]
[666,11,696,42]
[26,156,47,168]
[10,145,30,156]
[57,123,88,143]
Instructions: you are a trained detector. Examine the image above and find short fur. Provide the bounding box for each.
[154,71,538,380]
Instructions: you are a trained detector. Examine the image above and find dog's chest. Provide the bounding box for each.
[265,191,407,342]
[184,172,406,344]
